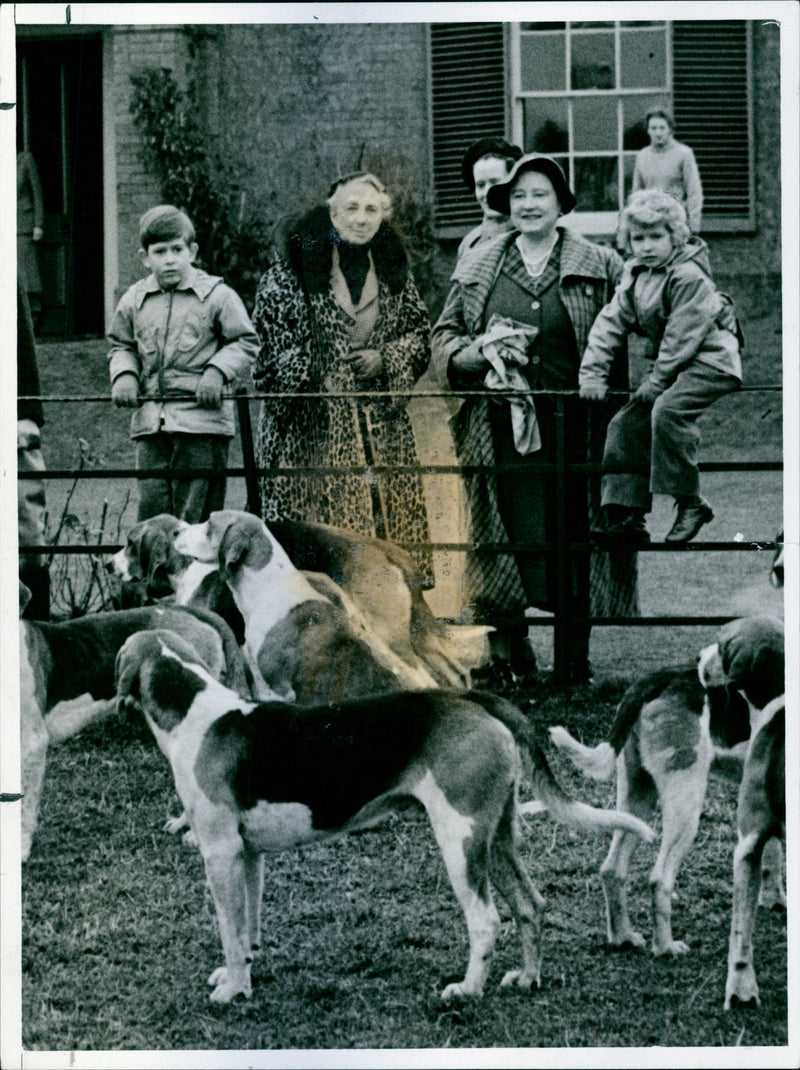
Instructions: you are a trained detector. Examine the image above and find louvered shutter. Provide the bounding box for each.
[672,21,753,227]
[430,23,507,236]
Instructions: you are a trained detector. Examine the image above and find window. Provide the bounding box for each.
[513,21,670,232]
[430,21,754,236]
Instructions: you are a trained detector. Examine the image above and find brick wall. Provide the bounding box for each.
[705,21,781,300]
[210,23,430,233]
[107,20,781,316]
[110,26,192,295]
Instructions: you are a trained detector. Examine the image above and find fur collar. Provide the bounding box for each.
[286,206,409,295]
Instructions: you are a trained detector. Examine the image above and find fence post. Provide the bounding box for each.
[235,388,261,516]
[552,393,570,684]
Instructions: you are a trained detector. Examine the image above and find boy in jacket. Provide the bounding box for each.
[579,190,742,545]
[108,205,259,522]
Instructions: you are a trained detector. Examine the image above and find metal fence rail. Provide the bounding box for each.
[18,383,782,682]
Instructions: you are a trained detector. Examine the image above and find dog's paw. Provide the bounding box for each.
[758,885,787,911]
[608,930,646,951]
[500,968,540,992]
[439,981,480,1004]
[725,965,761,1010]
[182,828,199,848]
[164,812,188,835]
[653,939,690,957]
[207,966,251,1004]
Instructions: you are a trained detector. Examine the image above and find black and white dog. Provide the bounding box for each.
[549,617,784,957]
[18,589,247,862]
[116,628,655,1006]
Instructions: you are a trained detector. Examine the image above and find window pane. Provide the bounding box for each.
[570,22,614,28]
[523,98,568,153]
[623,94,672,149]
[521,22,565,30]
[573,97,617,151]
[623,154,637,201]
[574,157,619,211]
[570,31,615,89]
[620,29,667,88]
[519,32,566,91]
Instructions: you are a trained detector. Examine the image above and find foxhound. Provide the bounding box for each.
[172,510,471,702]
[18,594,248,862]
[548,616,784,957]
[698,623,786,1009]
[109,511,491,691]
[115,628,654,1006]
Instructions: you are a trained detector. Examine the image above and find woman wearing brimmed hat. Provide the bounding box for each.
[457,136,523,260]
[252,171,434,587]
[431,154,638,682]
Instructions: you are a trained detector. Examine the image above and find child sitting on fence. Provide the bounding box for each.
[107,205,259,523]
[579,189,742,546]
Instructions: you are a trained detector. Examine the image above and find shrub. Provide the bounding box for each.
[129,68,269,310]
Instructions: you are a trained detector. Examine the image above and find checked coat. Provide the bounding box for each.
[252,208,434,586]
[431,226,639,619]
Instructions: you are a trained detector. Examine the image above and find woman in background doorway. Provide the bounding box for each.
[632,108,703,233]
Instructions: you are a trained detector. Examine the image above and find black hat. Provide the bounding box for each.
[460,137,523,191]
[486,154,577,216]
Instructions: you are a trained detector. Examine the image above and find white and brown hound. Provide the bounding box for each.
[18,590,247,862]
[116,628,654,1006]
[698,622,786,1009]
[548,616,784,957]
[172,510,473,703]
[109,512,490,691]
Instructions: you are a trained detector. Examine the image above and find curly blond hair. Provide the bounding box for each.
[617,189,691,255]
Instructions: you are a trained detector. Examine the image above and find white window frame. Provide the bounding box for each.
[510,21,672,236]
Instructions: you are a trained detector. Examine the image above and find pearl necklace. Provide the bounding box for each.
[516,233,559,278]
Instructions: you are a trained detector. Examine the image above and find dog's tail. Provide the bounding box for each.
[547,725,617,780]
[549,666,700,781]
[470,691,654,842]
[527,744,653,841]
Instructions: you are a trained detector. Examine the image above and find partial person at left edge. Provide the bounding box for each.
[107,205,259,524]
[17,147,44,327]
[18,277,50,621]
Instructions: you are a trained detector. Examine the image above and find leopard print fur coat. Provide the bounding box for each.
[252,208,434,586]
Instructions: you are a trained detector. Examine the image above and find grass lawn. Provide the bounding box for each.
[17,299,789,1055]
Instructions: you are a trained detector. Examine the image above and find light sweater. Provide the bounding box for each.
[632,140,704,232]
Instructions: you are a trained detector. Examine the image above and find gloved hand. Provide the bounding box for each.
[111,374,139,408]
[579,381,608,401]
[634,378,662,404]
[346,348,383,379]
[196,366,226,408]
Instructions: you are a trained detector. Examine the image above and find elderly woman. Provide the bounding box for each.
[251,172,434,587]
[431,154,638,681]
[457,136,523,260]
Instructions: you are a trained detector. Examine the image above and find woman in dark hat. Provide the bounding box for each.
[252,172,434,587]
[457,136,523,260]
[431,155,638,681]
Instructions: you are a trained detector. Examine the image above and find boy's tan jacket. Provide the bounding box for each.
[108,266,258,437]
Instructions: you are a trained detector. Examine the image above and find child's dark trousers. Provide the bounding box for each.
[136,431,230,523]
[600,363,740,510]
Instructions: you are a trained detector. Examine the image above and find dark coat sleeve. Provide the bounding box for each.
[18,278,44,426]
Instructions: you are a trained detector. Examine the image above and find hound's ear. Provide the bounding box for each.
[219,524,251,579]
[719,619,785,709]
[115,645,142,716]
[125,528,146,582]
[141,530,174,596]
